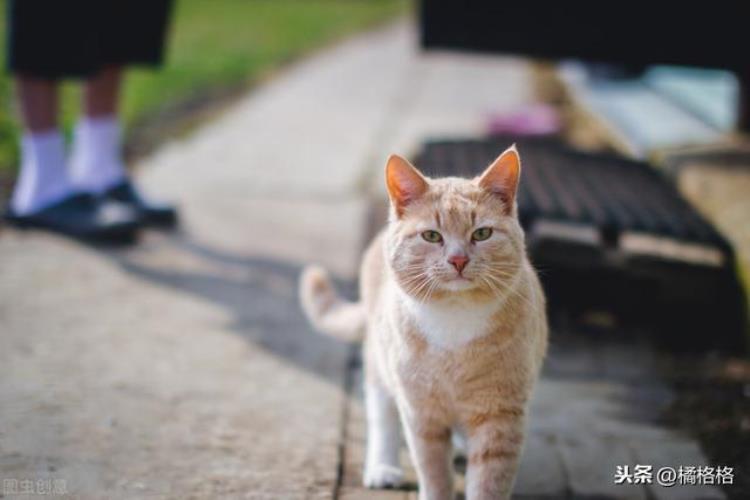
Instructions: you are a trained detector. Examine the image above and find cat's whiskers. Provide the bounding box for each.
[483,273,540,314]
[423,277,442,302]
[486,262,522,273]
[419,269,443,302]
[407,278,431,300]
[478,266,519,294]
[407,265,444,303]
[402,280,429,299]
[480,262,522,280]
[400,271,437,303]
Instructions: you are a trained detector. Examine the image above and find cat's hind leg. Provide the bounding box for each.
[363,381,403,488]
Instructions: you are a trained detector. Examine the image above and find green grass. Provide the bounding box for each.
[0,0,407,174]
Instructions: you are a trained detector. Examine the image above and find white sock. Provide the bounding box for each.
[70,115,127,194]
[10,130,74,215]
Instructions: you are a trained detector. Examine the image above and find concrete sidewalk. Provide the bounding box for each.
[0,21,723,499]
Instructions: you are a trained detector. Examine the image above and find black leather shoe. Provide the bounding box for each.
[4,193,139,244]
[104,181,178,228]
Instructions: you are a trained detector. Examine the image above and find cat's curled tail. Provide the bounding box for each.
[299,265,365,342]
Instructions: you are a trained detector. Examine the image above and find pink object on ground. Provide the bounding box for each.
[486,104,561,136]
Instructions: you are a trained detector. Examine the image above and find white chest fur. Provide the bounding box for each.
[398,290,501,350]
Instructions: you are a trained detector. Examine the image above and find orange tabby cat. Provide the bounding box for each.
[300,145,547,499]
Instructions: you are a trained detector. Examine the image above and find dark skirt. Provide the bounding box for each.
[7,0,173,79]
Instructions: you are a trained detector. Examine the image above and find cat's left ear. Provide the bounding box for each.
[478,144,521,214]
[386,154,428,217]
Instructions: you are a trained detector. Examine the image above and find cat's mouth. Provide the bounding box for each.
[441,276,475,291]
[447,275,470,282]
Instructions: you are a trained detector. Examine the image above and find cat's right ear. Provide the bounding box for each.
[386,154,428,217]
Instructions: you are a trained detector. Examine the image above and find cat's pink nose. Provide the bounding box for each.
[448,255,469,273]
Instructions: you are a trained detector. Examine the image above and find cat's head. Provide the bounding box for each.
[384,145,525,302]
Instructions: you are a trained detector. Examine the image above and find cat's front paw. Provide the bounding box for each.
[363,463,404,489]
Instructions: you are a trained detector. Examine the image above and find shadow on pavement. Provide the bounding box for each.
[104,232,355,388]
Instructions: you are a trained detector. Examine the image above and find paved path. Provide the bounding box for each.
[0,21,723,499]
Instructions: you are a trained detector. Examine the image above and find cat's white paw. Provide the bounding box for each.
[363,463,404,489]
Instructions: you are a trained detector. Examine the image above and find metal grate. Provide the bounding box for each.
[415,136,731,254]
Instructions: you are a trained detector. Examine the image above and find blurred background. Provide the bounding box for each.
[0,1,748,499]
[0,0,405,181]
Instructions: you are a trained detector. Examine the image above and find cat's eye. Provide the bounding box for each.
[471,227,493,242]
[421,230,443,243]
